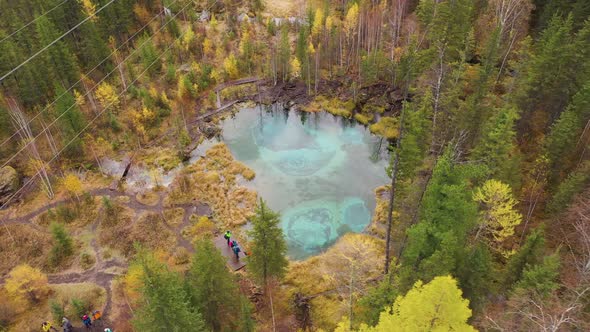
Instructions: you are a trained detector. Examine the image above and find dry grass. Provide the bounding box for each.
[99,209,174,257]
[163,208,185,227]
[135,191,160,206]
[187,143,257,226]
[182,215,216,241]
[264,0,303,16]
[0,224,51,275]
[284,233,384,330]
[139,147,182,172]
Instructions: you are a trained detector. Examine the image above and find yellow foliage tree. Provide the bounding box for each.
[325,15,335,31]
[210,14,218,31]
[132,107,156,139]
[473,179,523,254]
[290,57,302,79]
[360,276,476,332]
[223,54,239,79]
[123,263,144,304]
[74,90,85,107]
[312,8,324,38]
[182,26,195,52]
[95,82,120,112]
[63,173,83,198]
[202,37,214,58]
[345,3,359,36]
[4,265,50,307]
[78,0,97,20]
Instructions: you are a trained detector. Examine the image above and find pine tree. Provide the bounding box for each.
[132,250,205,332]
[360,276,476,332]
[399,147,483,290]
[35,15,80,87]
[504,227,546,288]
[186,237,240,331]
[515,254,560,297]
[544,82,590,182]
[49,222,73,266]
[78,19,112,73]
[54,85,86,157]
[471,106,521,187]
[137,33,161,76]
[546,161,590,213]
[247,199,288,286]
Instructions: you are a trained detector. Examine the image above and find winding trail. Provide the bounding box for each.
[1,185,211,327]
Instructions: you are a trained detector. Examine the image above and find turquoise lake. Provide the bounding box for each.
[202,104,389,259]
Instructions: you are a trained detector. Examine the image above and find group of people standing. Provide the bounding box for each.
[42,311,111,332]
[223,230,244,260]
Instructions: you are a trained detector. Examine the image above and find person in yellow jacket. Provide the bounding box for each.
[41,321,57,332]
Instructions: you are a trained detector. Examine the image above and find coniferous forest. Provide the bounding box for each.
[1,0,590,331]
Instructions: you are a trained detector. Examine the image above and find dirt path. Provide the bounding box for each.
[1,185,212,327]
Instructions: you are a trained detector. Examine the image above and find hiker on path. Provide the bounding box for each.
[92,310,102,322]
[232,242,241,260]
[224,230,232,246]
[41,321,57,332]
[62,317,73,332]
[82,314,92,329]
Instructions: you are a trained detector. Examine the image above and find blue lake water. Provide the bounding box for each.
[202,104,389,259]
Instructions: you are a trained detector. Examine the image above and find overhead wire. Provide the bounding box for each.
[0,0,180,148]
[0,1,190,169]
[0,3,192,213]
[0,0,70,44]
[0,0,117,83]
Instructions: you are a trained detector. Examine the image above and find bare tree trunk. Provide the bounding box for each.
[268,281,277,332]
[430,45,446,152]
[7,98,54,199]
[384,102,407,274]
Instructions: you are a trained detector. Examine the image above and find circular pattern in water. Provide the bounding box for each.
[209,105,389,259]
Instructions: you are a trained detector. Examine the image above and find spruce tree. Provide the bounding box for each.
[54,85,86,157]
[504,227,546,288]
[247,199,288,286]
[132,250,205,332]
[544,82,590,183]
[186,237,240,331]
[35,15,80,87]
[399,147,483,290]
[471,106,521,187]
[49,222,73,266]
[515,254,560,297]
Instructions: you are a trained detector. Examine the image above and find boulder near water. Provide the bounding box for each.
[0,166,19,206]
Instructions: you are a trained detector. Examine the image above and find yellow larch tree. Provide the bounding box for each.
[360,276,476,332]
[95,82,120,113]
[473,179,523,255]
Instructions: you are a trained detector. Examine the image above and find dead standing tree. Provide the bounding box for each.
[6,98,54,199]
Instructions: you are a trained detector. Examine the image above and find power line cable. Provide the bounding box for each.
[0,0,117,83]
[0,0,70,44]
[0,5,191,214]
[0,0,180,148]
[0,2,190,169]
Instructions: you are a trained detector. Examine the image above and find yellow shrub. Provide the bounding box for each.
[354,113,373,125]
[369,116,399,139]
[4,264,50,307]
